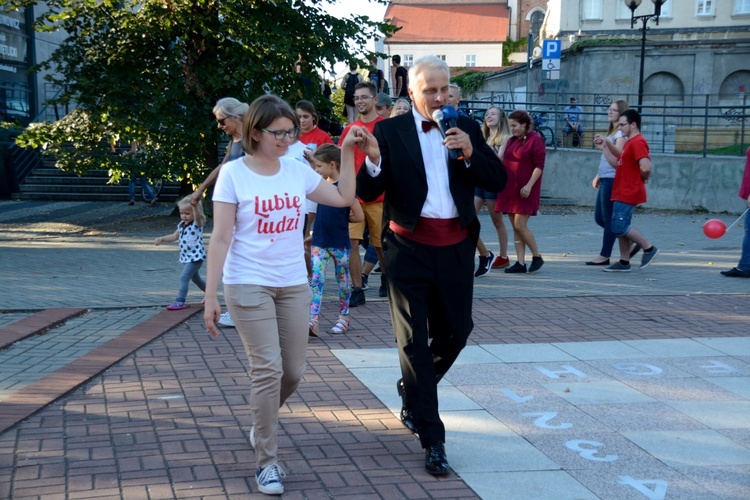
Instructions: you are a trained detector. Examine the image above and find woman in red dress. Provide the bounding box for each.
[494,110,546,274]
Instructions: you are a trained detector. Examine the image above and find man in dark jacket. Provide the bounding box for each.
[354,55,506,476]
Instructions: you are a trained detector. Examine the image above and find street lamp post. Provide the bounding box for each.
[625,0,665,111]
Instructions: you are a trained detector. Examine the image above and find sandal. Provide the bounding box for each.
[329,316,350,335]
[309,318,319,338]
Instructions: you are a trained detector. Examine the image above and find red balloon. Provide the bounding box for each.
[703,219,726,239]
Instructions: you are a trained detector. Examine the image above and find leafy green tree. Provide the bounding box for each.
[9,0,394,188]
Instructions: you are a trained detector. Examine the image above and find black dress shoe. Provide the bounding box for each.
[424,442,450,476]
[396,379,417,433]
[585,259,610,266]
[721,267,750,278]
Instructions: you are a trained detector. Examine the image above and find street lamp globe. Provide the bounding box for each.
[624,0,642,11]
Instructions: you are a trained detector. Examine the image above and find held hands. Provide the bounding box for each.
[343,125,380,162]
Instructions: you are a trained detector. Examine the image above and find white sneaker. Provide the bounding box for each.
[218,311,235,327]
[256,463,285,495]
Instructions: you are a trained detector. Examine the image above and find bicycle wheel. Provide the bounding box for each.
[539,127,555,147]
[142,178,163,199]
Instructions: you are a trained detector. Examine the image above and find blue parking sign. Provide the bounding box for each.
[543,40,561,59]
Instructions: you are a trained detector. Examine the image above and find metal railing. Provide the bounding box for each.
[462,92,749,157]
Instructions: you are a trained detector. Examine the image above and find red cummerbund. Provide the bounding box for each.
[389,217,468,247]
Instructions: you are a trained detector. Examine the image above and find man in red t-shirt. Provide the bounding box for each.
[603,109,659,272]
[339,81,386,304]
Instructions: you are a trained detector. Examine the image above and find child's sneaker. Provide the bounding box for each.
[256,463,285,495]
[166,301,186,310]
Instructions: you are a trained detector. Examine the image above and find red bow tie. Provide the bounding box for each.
[421,120,438,133]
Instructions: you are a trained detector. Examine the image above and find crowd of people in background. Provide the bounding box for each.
[140,51,750,496]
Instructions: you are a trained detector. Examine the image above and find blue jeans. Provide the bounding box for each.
[594,178,617,258]
[563,123,584,135]
[177,260,206,302]
[610,201,635,237]
[128,173,156,202]
[739,209,750,270]
[364,244,378,265]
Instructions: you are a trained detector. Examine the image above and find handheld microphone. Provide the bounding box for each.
[431,105,464,161]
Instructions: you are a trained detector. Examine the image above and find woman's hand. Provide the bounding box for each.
[592,174,600,189]
[345,126,380,163]
[204,296,222,338]
[520,185,532,198]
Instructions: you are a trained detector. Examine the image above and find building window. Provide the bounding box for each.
[696,0,713,15]
[404,54,413,67]
[465,54,476,67]
[736,0,750,14]
[582,0,602,20]
[436,54,446,61]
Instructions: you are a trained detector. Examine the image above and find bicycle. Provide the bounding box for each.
[531,112,556,147]
[562,124,584,148]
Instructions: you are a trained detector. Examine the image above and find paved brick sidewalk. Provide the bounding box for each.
[0,201,748,499]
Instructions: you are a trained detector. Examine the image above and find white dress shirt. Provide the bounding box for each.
[366,108,459,219]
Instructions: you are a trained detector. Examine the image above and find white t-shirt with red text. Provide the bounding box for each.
[213,156,322,287]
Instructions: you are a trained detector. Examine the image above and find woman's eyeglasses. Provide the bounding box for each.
[262,127,300,140]
[217,117,232,126]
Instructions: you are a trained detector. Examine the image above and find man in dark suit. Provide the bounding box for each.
[353,55,506,475]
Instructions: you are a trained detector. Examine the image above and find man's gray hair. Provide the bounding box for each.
[408,56,450,90]
[449,83,461,95]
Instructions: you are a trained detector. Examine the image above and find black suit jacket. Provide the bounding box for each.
[357,112,507,233]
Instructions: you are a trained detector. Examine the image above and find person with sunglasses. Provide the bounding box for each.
[189,97,249,208]
[204,94,358,495]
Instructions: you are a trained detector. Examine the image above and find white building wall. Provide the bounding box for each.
[561,0,750,34]
[385,43,503,68]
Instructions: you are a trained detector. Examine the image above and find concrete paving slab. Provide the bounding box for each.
[552,340,646,360]
[542,380,656,405]
[705,376,750,399]
[622,429,750,468]
[479,343,576,363]
[622,338,726,358]
[693,337,750,356]
[443,410,559,474]
[666,401,750,429]
[458,470,598,500]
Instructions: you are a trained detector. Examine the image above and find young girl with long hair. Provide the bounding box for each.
[307,144,364,336]
[474,106,512,277]
[155,196,207,310]
[589,100,629,265]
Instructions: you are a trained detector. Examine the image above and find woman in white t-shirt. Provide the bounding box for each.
[589,100,629,266]
[203,94,358,496]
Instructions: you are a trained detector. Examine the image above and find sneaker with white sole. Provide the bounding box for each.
[474,250,495,278]
[256,463,285,495]
[218,311,235,327]
[639,246,659,269]
[604,261,631,272]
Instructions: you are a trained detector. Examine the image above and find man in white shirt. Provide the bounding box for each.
[355,56,506,476]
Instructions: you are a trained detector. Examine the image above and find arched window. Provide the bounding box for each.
[643,72,684,102]
[529,10,545,44]
[719,70,750,100]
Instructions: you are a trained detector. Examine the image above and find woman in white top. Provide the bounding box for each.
[589,100,629,265]
[203,95,358,496]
